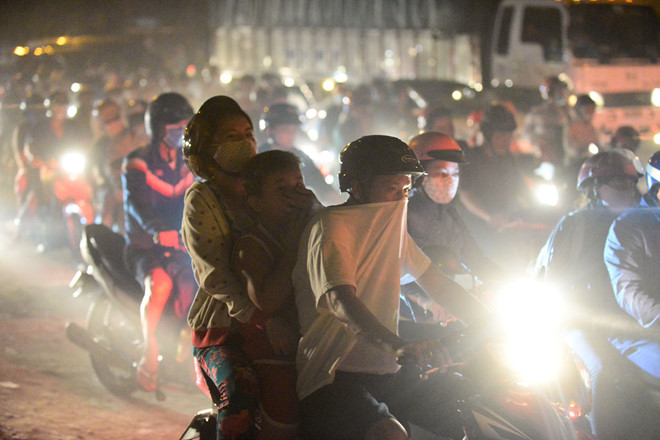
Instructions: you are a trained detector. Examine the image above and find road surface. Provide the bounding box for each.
[0,191,208,440]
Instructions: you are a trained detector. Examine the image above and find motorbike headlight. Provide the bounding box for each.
[651,88,660,107]
[61,151,86,176]
[493,279,565,383]
[535,183,559,207]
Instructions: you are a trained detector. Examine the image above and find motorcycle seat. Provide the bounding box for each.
[82,224,142,296]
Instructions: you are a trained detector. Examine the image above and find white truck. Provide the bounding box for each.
[210,0,660,142]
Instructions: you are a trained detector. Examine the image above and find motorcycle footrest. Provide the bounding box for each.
[179,408,217,440]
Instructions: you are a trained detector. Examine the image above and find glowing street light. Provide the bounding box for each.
[14,46,29,56]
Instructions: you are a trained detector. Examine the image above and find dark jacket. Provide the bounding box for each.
[122,145,188,251]
[407,187,499,282]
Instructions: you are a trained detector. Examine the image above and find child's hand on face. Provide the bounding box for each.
[283,185,316,214]
[279,186,314,244]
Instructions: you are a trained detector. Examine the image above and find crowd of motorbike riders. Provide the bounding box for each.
[2,70,659,440]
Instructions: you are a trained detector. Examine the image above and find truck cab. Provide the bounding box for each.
[491,0,660,142]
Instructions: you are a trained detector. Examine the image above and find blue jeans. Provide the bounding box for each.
[565,328,660,440]
[611,337,660,380]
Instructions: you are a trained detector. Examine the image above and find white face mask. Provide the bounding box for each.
[213,138,256,174]
[422,174,459,204]
[163,125,186,150]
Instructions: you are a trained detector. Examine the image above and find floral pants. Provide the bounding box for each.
[194,341,260,440]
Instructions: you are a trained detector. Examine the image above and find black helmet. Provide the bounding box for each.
[183,95,253,180]
[259,103,302,131]
[338,135,425,193]
[480,104,517,139]
[145,92,193,147]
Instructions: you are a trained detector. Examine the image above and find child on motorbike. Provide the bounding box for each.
[292,135,489,440]
[181,96,315,439]
[232,150,315,439]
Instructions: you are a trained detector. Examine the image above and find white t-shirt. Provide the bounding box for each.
[293,199,431,399]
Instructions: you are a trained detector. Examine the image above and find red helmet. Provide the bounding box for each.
[408,132,467,163]
[577,151,640,191]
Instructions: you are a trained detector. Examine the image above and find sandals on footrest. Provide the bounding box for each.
[137,358,159,392]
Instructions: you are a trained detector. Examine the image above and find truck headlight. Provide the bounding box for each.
[652,88,660,107]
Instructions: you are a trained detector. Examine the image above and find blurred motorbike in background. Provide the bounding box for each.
[50,149,95,260]
[65,223,195,401]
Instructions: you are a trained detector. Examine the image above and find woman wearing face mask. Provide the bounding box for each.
[401,132,501,339]
[180,96,267,439]
[534,150,643,440]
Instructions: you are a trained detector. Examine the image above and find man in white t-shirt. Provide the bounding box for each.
[293,135,489,440]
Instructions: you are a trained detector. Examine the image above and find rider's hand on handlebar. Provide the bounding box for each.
[396,339,452,373]
[154,230,182,249]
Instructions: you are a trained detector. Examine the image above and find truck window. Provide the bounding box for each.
[568,5,660,62]
[521,7,563,62]
[496,6,514,55]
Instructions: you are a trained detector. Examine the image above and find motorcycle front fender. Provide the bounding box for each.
[461,381,572,440]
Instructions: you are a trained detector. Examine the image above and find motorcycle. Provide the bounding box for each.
[26,149,95,260]
[437,278,595,440]
[52,150,95,260]
[181,278,596,440]
[65,223,195,401]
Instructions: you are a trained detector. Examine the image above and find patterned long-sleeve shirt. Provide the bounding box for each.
[182,180,268,347]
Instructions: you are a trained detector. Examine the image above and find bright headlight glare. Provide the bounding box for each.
[493,279,564,382]
[588,91,605,107]
[61,152,86,175]
[652,89,660,107]
[494,279,563,322]
[535,183,559,207]
[503,338,564,383]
